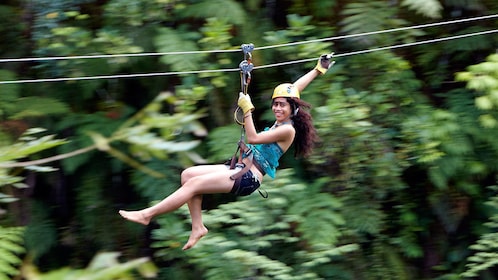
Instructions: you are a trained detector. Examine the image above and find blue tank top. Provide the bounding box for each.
[246,127,284,178]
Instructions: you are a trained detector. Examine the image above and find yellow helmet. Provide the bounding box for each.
[272,83,300,99]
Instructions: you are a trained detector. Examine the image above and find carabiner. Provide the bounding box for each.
[235,43,255,125]
[239,59,253,94]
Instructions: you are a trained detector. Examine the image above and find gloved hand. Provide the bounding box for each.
[314,53,335,74]
[238,92,255,114]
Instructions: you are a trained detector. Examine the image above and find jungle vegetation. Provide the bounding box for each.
[1,0,498,279]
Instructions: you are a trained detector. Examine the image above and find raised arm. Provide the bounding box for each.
[293,53,335,93]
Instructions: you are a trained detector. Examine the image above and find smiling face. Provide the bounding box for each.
[272,97,292,123]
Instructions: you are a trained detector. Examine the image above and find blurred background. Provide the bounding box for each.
[1,0,498,279]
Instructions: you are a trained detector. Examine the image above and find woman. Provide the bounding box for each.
[119,54,334,250]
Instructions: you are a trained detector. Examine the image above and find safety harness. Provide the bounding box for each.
[228,44,268,198]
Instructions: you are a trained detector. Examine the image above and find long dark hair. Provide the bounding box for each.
[287,97,318,157]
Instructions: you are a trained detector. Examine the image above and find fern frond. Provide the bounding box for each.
[287,192,345,247]
[340,1,398,45]
[154,27,205,72]
[0,226,25,279]
[462,189,498,278]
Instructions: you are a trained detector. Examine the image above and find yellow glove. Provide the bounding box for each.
[314,53,335,74]
[238,92,255,114]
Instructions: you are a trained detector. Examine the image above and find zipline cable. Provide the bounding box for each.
[0,49,241,63]
[0,14,496,64]
[255,13,498,51]
[254,28,498,69]
[0,68,240,84]
[0,28,497,85]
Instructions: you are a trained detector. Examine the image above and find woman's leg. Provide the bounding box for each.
[183,194,208,250]
[119,164,235,248]
[181,165,228,249]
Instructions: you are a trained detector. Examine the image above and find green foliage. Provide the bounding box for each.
[24,201,58,260]
[286,177,345,247]
[401,0,443,18]
[37,9,143,59]
[152,169,357,279]
[0,226,24,280]
[8,97,70,120]
[178,0,246,25]
[340,1,421,46]
[54,91,205,176]
[456,54,498,128]
[155,27,205,73]
[0,128,67,163]
[130,158,182,202]
[289,0,338,20]
[0,5,27,59]
[263,14,333,64]
[0,70,20,118]
[206,124,242,162]
[0,128,67,202]
[0,70,69,120]
[462,186,498,278]
[400,105,485,194]
[1,0,498,279]
[103,0,172,27]
[23,252,157,280]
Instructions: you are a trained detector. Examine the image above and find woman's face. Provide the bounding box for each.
[272,97,292,123]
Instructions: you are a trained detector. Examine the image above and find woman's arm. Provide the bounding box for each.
[243,113,295,145]
[293,53,335,93]
[293,69,321,93]
[242,113,258,142]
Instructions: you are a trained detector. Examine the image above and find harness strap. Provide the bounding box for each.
[229,140,268,198]
[229,140,254,180]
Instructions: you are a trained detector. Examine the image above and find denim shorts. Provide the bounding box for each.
[229,165,261,196]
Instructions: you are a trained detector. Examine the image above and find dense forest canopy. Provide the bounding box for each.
[0,0,498,279]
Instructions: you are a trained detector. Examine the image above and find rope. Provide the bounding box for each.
[1,28,496,85]
[0,13,496,64]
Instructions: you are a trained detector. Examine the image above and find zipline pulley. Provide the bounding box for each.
[235,43,254,125]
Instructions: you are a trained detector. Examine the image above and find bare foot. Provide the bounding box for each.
[182,226,208,250]
[118,210,150,225]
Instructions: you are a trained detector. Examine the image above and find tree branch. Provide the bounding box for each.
[0,145,97,168]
